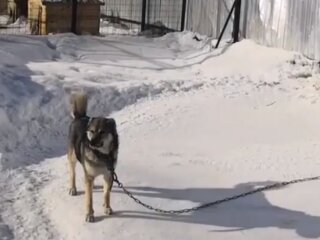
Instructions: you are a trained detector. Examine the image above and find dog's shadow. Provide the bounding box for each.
[106,181,320,238]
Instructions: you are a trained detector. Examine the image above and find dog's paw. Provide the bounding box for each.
[69,188,77,196]
[85,214,95,223]
[104,207,113,216]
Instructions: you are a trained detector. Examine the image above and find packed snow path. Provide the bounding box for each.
[1,32,320,240]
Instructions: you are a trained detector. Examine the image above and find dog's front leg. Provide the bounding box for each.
[103,174,113,215]
[85,176,94,222]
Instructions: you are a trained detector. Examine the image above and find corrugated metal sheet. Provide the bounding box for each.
[186,0,234,38]
[245,0,320,60]
[185,0,320,60]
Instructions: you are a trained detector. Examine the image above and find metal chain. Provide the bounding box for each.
[113,172,320,215]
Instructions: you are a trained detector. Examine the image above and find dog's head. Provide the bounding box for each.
[86,117,118,154]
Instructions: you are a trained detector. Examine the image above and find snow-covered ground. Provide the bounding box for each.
[0,31,320,240]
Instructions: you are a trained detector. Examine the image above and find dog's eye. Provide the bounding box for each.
[98,130,105,134]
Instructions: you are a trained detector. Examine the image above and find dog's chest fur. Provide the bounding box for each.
[82,144,117,177]
[84,158,111,178]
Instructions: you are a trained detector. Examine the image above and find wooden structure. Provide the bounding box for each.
[28,0,104,35]
[0,0,7,15]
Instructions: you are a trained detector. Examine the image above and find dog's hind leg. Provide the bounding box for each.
[85,175,95,222]
[103,173,113,215]
[67,147,77,196]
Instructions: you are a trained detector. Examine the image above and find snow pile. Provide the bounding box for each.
[0,69,205,170]
[201,40,294,76]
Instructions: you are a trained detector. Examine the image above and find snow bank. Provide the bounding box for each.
[44,32,210,67]
[0,73,204,170]
[0,35,59,65]
[0,33,209,170]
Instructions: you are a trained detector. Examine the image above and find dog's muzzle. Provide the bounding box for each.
[89,135,103,148]
[91,139,103,148]
[87,131,103,147]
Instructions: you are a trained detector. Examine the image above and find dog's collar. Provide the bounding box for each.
[87,117,93,125]
[90,148,111,159]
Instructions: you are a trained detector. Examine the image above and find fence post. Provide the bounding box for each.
[71,0,78,34]
[233,0,241,42]
[216,0,222,38]
[180,0,187,31]
[242,0,248,38]
[141,0,147,31]
[215,0,236,49]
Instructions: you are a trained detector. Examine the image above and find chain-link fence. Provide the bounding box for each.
[100,0,187,36]
[0,13,40,35]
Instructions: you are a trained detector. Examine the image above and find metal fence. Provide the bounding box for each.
[1,0,186,37]
[101,0,187,36]
[0,15,40,35]
[100,0,143,35]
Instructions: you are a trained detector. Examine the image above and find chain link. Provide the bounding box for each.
[113,172,320,215]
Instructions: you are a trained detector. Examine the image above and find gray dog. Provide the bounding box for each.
[67,92,119,222]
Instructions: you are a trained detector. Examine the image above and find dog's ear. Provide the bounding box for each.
[107,118,119,148]
[106,118,117,133]
[107,118,116,126]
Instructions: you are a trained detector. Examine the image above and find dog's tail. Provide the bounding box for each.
[70,92,88,119]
